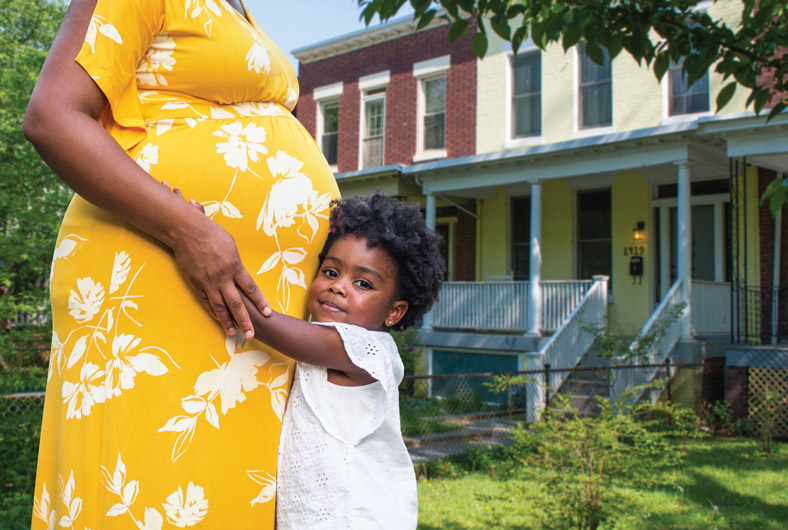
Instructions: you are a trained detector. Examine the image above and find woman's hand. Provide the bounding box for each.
[170,213,271,338]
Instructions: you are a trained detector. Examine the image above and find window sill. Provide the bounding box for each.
[661,111,712,126]
[413,149,447,163]
[504,136,544,149]
[328,164,338,173]
[573,126,615,139]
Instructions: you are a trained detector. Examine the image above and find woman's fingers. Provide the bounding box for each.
[237,270,272,317]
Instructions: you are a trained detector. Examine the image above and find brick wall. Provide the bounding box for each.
[295,21,477,173]
[757,166,788,341]
[455,200,476,281]
[724,365,749,419]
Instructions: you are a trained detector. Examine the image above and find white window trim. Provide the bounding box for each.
[572,45,615,138]
[414,56,450,161]
[313,82,343,172]
[317,99,340,171]
[358,72,390,169]
[504,41,544,149]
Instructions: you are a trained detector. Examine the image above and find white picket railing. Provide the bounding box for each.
[431,281,529,331]
[612,280,684,404]
[541,281,594,331]
[430,280,593,332]
[537,276,609,402]
[691,280,730,336]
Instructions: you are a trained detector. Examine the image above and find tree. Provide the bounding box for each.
[0,0,71,360]
[357,0,788,206]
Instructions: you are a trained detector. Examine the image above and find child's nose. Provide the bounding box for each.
[328,279,346,295]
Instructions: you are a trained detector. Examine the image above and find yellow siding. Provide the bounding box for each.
[478,189,509,280]
[477,1,752,151]
[609,172,652,333]
[540,46,575,144]
[476,51,508,154]
[541,180,574,280]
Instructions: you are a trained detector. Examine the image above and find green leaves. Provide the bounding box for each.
[357,0,788,124]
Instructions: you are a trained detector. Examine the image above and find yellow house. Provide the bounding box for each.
[294,1,788,416]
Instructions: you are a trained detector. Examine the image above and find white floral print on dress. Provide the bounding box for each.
[136,33,176,87]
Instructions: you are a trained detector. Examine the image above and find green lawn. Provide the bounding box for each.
[417,438,788,529]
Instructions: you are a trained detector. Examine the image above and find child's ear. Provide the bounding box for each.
[385,300,409,328]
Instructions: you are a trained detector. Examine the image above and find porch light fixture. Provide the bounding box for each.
[632,221,646,241]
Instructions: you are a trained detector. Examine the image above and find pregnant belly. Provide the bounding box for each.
[125,113,340,313]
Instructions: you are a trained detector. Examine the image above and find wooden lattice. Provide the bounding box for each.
[748,367,788,438]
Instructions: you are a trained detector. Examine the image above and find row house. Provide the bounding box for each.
[293,2,788,417]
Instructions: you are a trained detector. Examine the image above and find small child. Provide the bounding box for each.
[240,192,445,529]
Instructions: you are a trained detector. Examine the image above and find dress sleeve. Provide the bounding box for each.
[75,0,164,151]
[296,322,403,445]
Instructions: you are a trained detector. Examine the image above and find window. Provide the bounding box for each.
[512,52,541,137]
[313,82,343,167]
[320,101,339,166]
[362,88,385,169]
[669,58,709,116]
[511,197,531,280]
[422,76,446,150]
[577,189,611,281]
[578,45,612,129]
[413,55,450,160]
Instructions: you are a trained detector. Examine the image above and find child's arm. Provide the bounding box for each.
[242,297,377,386]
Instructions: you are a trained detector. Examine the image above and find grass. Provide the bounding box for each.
[417,438,788,529]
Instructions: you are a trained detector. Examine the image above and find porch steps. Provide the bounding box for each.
[550,353,610,417]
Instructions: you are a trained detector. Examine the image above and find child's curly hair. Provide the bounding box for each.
[318,192,445,331]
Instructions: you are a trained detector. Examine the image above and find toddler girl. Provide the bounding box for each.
[241,192,445,529]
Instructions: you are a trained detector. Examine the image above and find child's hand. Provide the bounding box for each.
[163,181,206,215]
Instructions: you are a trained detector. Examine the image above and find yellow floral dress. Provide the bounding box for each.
[32,1,338,528]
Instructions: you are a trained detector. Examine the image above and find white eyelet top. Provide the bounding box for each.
[276,322,418,529]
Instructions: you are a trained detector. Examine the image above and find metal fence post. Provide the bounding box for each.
[544,363,551,407]
[665,358,672,401]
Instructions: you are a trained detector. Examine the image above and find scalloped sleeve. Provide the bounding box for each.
[296,322,403,446]
[75,0,164,151]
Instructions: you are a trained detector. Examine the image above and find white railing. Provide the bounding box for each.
[692,280,731,336]
[541,281,593,331]
[431,281,529,331]
[431,280,593,332]
[535,276,609,407]
[612,280,684,404]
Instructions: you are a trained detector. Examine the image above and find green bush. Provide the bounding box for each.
[0,403,43,529]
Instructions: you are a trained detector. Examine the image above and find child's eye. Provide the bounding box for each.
[355,279,372,290]
[323,268,338,278]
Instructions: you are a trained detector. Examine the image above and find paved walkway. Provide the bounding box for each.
[405,415,519,462]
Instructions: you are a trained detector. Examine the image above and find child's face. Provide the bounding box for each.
[308,235,408,331]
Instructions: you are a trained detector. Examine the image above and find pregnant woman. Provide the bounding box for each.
[24,0,338,527]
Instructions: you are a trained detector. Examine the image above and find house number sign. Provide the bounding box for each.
[623,246,645,256]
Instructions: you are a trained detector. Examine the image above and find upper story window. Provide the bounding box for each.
[422,76,446,150]
[669,58,710,116]
[578,44,612,129]
[413,55,450,161]
[362,88,386,169]
[320,101,339,166]
[313,82,343,168]
[358,71,390,169]
[512,52,541,138]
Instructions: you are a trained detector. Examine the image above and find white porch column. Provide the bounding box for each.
[527,180,543,336]
[676,160,692,339]
[422,193,437,332]
[659,205,671,299]
[525,352,544,422]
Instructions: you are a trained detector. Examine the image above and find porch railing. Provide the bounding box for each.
[431,280,593,333]
[612,280,684,404]
[691,280,730,336]
[537,276,608,405]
